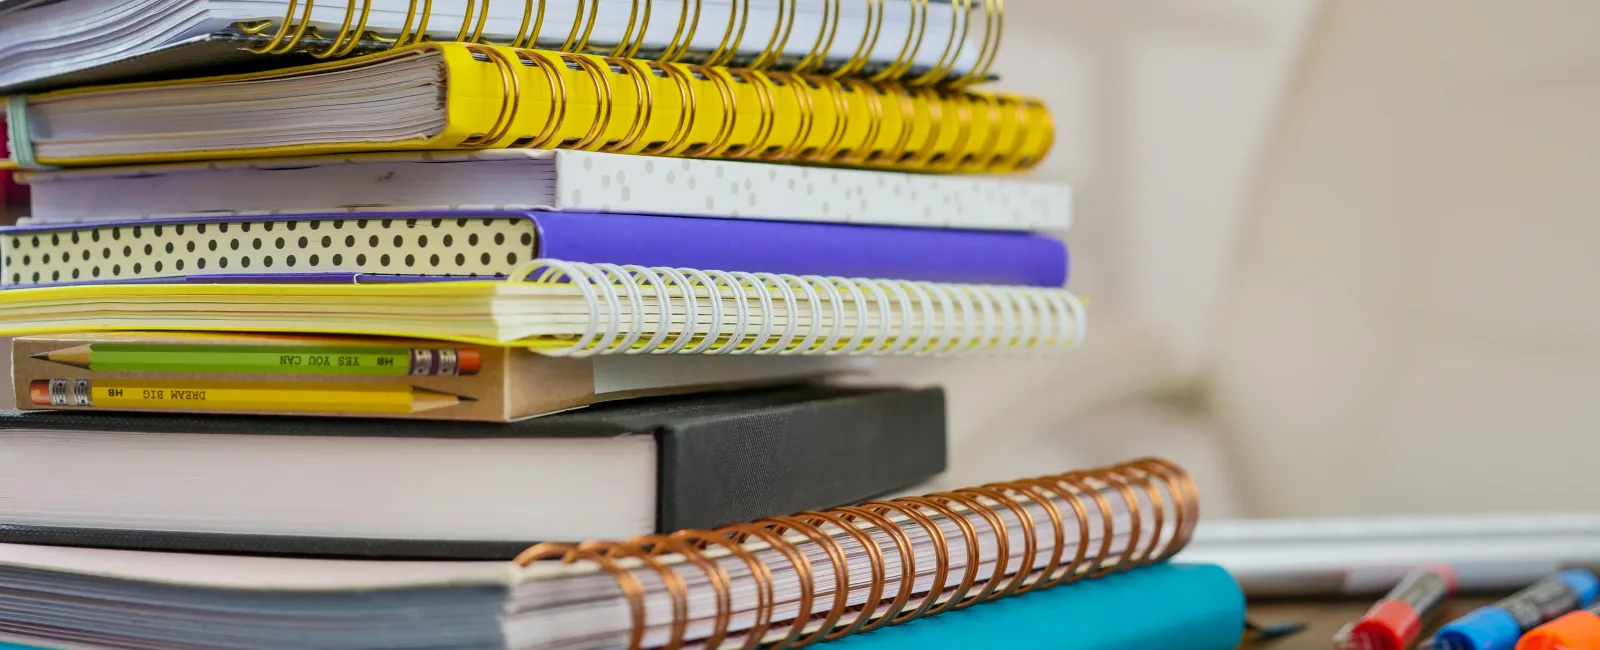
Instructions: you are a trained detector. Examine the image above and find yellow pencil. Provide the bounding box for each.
[29,379,471,414]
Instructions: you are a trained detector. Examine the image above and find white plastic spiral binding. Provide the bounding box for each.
[505,260,1085,357]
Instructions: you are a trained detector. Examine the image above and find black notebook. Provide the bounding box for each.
[0,385,946,559]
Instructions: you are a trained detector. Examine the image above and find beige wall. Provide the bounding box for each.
[1209,0,1600,515]
[871,1,1319,512]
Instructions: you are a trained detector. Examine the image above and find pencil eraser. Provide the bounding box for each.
[456,348,481,375]
[1560,569,1600,607]
[28,380,50,406]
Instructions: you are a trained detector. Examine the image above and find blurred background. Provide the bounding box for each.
[5,0,1599,521]
[870,0,1600,520]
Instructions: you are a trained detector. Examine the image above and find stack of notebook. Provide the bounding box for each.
[0,2,1243,648]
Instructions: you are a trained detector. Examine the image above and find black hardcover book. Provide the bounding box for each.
[0,385,946,559]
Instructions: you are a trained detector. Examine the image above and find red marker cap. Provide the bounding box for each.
[1349,599,1423,650]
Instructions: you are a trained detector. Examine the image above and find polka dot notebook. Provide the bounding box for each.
[0,210,1070,289]
[22,150,1073,232]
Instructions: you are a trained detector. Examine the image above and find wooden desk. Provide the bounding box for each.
[1241,597,1498,649]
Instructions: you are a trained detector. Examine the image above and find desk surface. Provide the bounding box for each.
[1241,597,1499,649]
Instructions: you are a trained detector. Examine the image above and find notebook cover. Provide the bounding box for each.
[21,150,1075,231]
[825,563,1246,650]
[0,34,345,93]
[0,385,947,559]
[0,210,1069,288]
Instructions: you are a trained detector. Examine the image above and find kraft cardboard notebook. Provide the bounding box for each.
[14,331,864,422]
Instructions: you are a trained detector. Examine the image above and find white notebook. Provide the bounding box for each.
[19,150,1075,231]
[0,0,991,91]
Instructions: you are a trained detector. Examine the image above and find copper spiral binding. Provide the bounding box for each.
[790,0,842,75]
[969,93,1006,168]
[244,0,315,54]
[874,84,920,164]
[559,0,601,53]
[230,0,1001,84]
[702,0,750,67]
[601,56,656,153]
[869,0,928,83]
[746,0,796,71]
[512,458,1197,650]
[797,75,850,163]
[657,0,703,63]
[310,0,373,58]
[562,54,616,150]
[833,77,885,164]
[951,0,1006,87]
[609,0,652,58]
[726,69,776,158]
[930,90,976,171]
[762,71,813,160]
[688,65,738,156]
[458,44,520,147]
[832,0,885,79]
[641,61,698,156]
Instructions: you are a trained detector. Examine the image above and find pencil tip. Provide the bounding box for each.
[29,352,48,360]
[459,395,479,402]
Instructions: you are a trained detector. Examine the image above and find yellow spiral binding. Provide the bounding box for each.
[229,0,1005,84]
[447,42,1050,172]
[512,458,1198,650]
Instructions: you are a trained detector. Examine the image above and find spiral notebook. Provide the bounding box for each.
[0,260,1088,356]
[0,458,1196,649]
[18,150,1075,231]
[3,43,1052,172]
[0,0,1002,92]
[0,211,1070,288]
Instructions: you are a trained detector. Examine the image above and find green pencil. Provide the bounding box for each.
[31,343,481,376]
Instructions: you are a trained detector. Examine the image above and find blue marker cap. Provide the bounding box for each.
[1433,607,1522,650]
[1560,569,1600,607]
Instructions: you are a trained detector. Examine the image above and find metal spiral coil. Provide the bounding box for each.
[447,44,1047,172]
[513,458,1198,650]
[232,0,1003,85]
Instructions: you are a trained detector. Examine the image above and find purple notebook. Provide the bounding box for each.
[0,211,1067,288]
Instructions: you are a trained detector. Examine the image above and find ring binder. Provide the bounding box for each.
[217,0,1005,85]
[510,458,1198,650]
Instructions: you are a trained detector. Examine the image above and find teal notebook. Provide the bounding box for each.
[823,563,1244,650]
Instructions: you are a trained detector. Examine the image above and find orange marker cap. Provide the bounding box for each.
[27,380,50,406]
[1518,610,1600,650]
[456,349,481,375]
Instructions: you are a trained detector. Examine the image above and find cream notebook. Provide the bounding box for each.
[19,150,1074,231]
